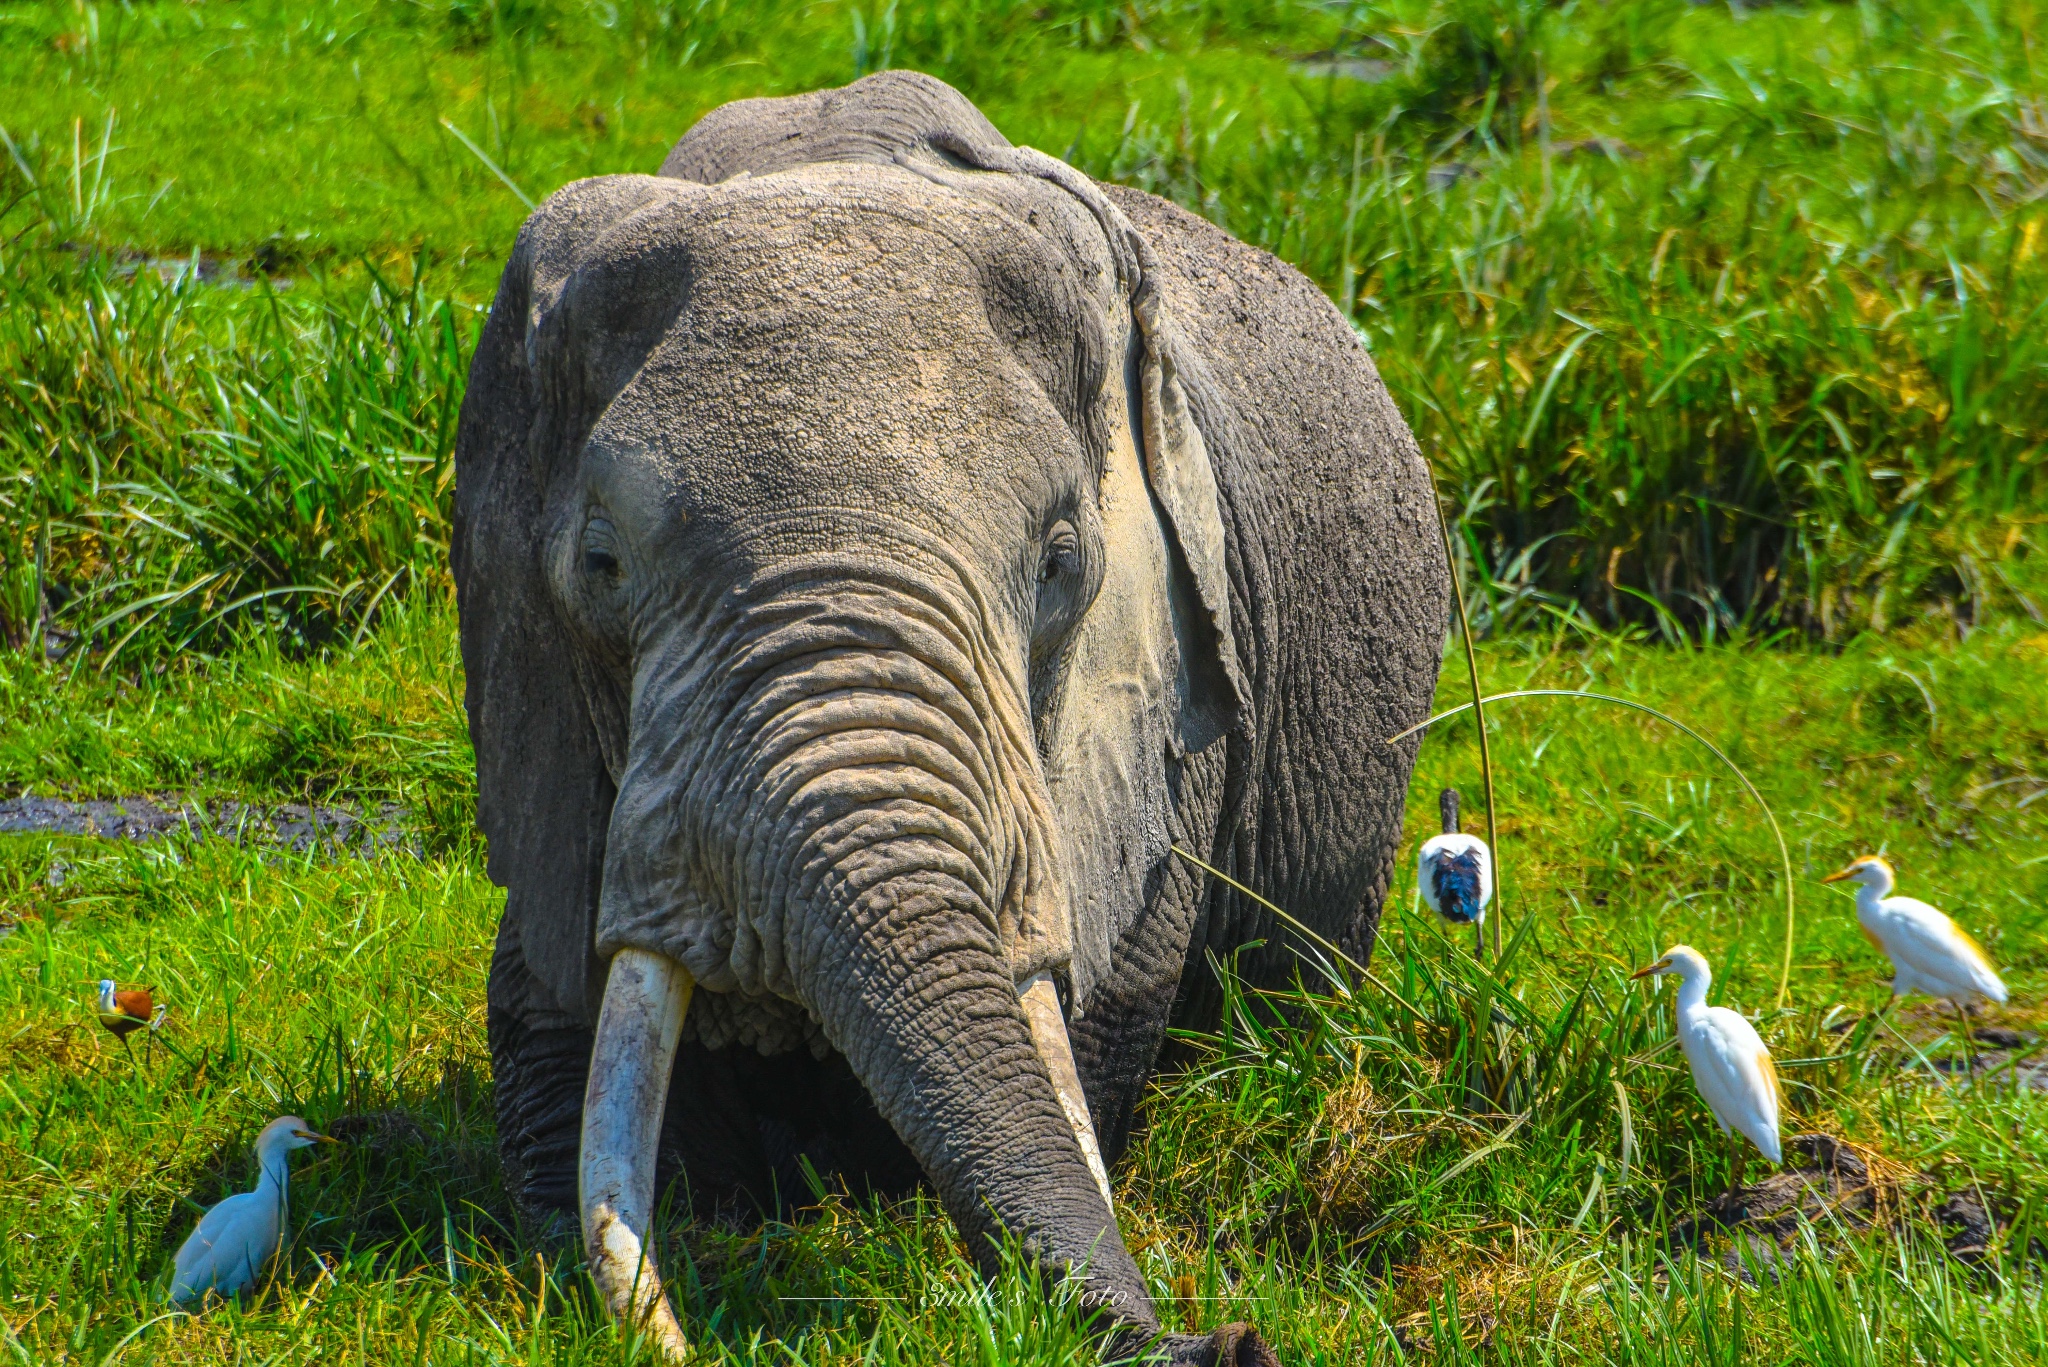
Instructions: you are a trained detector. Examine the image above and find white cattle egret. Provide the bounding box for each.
[1824,854,2006,1075]
[1418,788,1492,953]
[1822,855,2006,1008]
[1632,945,1781,1190]
[168,1116,338,1304]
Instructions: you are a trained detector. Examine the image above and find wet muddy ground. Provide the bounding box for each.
[1671,1131,2045,1281]
[0,792,409,857]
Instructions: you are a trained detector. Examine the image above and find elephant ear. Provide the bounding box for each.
[1124,259,1252,753]
[455,175,683,1025]
[987,146,1253,754]
[968,151,1251,1014]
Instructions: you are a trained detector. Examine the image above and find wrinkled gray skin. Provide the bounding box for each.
[457,71,1446,1362]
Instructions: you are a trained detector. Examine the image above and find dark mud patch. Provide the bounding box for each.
[1826,1013,2048,1090]
[1670,1134,1898,1277]
[1928,1028,2048,1089]
[1669,1133,2043,1279]
[0,792,411,856]
[1933,1188,2048,1275]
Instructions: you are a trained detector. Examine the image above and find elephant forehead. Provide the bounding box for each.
[564,169,1112,554]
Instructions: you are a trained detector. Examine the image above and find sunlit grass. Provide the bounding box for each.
[1,0,2043,656]
[1,0,2045,1358]
[1,605,2044,1360]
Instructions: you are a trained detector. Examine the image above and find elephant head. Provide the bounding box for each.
[457,72,1442,1363]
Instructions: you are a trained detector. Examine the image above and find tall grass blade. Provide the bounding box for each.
[1426,459,1504,958]
[1388,689,1796,1006]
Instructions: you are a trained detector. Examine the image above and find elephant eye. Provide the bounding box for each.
[582,516,622,578]
[1039,521,1081,584]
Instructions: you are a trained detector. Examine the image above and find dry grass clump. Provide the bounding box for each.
[1307,1071,1438,1231]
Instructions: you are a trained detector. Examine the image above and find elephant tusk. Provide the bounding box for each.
[581,948,695,1362]
[1018,973,1115,1214]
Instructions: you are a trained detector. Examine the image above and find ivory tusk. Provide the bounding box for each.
[580,947,695,1362]
[1019,972,1116,1214]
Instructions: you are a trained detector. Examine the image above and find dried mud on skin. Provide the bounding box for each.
[0,792,411,856]
[1669,1133,2042,1280]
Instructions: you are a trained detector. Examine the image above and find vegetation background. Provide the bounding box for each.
[0,0,2045,1362]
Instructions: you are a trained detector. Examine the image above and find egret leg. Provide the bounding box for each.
[1954,1001,1977,1084]
[1870,989,1901,1055]
[1474,919,1484,961]
[1725,1135,1746,1204]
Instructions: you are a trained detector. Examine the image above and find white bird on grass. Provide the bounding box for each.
[1418,787,1492,954]
[168,1116,338,1304]
[1824,854,2006,1074]
[1822,855,2006,1009]
[1632,945,1782,1191]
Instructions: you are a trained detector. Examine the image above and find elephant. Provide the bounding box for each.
[454,70,1447,1363]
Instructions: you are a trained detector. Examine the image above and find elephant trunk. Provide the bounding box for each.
[790,864,1142,1316]
[575,948,1136,1359]
[578,593,1156,1353]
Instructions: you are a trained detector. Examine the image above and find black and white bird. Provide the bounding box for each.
[1418,787,1492,950]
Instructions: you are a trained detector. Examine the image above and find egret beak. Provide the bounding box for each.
[1820,867,1856,883]
[1629,960,1669,981]
[295,1130,341,1144]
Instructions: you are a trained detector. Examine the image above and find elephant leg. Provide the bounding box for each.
[487,917,594,1223]
[726,1046,925,1210]
[655,1037,923,1220]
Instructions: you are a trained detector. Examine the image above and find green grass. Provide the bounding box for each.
[2,604,2045,1362]
[0,264,470,660]
[2,0,2047,1359]
[2,0,2045,658]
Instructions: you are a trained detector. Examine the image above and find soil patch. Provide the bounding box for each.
[1933,1187,2048,1274]
[1669,1133,2042,1279]
[1670,1134,1900,1277]
[1926,1028,2048,1090]
[0,792,410,856]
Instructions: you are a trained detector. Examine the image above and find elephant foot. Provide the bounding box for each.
[1118,1323,1281,1367]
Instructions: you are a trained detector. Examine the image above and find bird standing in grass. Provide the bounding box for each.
[1418,787,1492,954]
[1823,854,2005,1074]
[168,1116,338,1305]
[94,979,164,1053]
[1632,945,1781,1192]
[1823,855,2006,1009]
